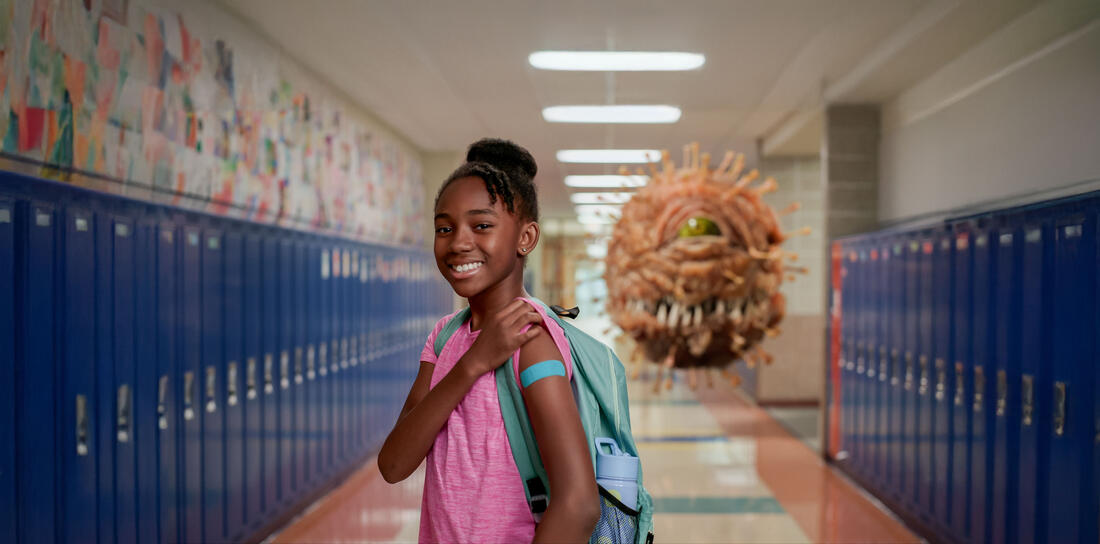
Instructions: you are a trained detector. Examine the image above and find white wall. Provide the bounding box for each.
[880,3,1100,221]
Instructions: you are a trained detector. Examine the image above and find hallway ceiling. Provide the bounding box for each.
[218,0,1040,219]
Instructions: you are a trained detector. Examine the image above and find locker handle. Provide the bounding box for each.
[340,338,349,370]
[918,355,929,396]
[183,371,195,421]
[246,357,258,400]
[878,346,888,382]
[934,358,946,402]
[294,348,304,385]
[890,350,900,387]
[1021,374,1034,426]
[307,346,316,381]
[855,342,865,375]
[844,340,855,371]
[280,351,290,390]
[117,384,131,443]
[76,394,89,456]
[319,344,328,377]
[903,352,914,391]
[350,338,358,367]
[227,362,239,407]
[206,366,218,413]
[331,340,340,373]
[158,375,170,430]
[973,367,985,413]
[1053,382,1067,436]
[995,370,1007,417]
[264,354,275,394]
[954,363,965,406]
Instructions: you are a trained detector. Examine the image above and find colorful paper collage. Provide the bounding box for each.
[0,0,426,245]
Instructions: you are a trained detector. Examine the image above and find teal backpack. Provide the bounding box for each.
[433,298,655,544]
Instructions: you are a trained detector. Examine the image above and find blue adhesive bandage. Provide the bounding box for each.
[520,360,566,388]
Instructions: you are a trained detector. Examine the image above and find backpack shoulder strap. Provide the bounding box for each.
[433,308,470,358]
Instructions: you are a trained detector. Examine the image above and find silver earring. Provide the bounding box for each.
[521,248,528,253]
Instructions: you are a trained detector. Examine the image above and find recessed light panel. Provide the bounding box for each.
[564,175,648,188]
[529,51,705,71]
[570,192,633,205]
[543,105,681,124]
[557,150,659,164]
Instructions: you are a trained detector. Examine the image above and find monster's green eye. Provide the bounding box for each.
[678,217,721,238]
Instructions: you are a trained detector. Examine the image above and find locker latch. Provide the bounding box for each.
[341,338,349,370]
[350,338,359,367]
[205,366,218,413]
[918,355,929,396]
[934,358,946,402]
[1021,374,1034,426]
[264,354,275,394]
[855,342,865,376]
[246,358,258,400]
[995,370,1007,417]
[845,340,855,371]
[117,384,131,443]
[891,350,900,387]
[307,346,316,381]
[319,344,328,377]
[183,371,196,421]
[331,340,340,373]
[973,367,985,413]
[158,375,170,429]
[1053,382,1067,436]
[878,347,888,383]
[227,362,239,407]
[280,351,290,390]
[954,363,965,406]
[294,348,304,385]
[903,352,914,391]
[360,333,369,363]
[76,394,89,456]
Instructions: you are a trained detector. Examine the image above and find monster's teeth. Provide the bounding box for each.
[680,307,693,329]
[692,305,702,327]
[656,304,669,326]
[731,304,742,321]
[668,303,681,328]
[715,300,725,316]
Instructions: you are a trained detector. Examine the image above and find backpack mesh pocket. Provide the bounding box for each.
[590,486,638,544]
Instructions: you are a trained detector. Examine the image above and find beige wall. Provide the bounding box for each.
[880,2,1100,221]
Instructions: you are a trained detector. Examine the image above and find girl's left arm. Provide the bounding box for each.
[519,325,601,543]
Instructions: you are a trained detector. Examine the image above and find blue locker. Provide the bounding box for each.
[323,246,335,473]
[838,245,854,464]
[949,228,973,541]
[1046,210,1096,543]
[180,226,204,542]
[60,207,98,544]
[224,231,245,540]
[903,237,920,508]
[17,203,58,543]
[0,199,15,544]
[203,229,227,542]
[970,226,994,544]
[366,252,379,450]
[156,223,179,544]
[850,245,865,472]
[335,246,347,467]
[262,237,280,511]
[917,236,934,518]
[294,240,308,490]
[134,219,160,544]
[243,232,264,528]
[280,238,296,502]
[887,238,905,502]
[113,215,139,544]
[1016,220,1048,544]
[931,232,953,530]
[309,243,323,484]
[991,222,1022,544]
[873,242,891,489]
[349,249,360,459]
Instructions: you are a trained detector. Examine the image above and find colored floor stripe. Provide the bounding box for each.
[635,434,729,443]
[653,496,785,514]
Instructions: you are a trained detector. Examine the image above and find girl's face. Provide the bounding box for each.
[433,176,536,299]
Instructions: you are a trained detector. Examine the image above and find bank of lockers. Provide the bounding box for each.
[829,192,1100,544]
[0,170,450,543]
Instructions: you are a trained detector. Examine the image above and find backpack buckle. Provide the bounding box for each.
[525,477,548,513]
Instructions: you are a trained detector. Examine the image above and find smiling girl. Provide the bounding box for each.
[378,139,600,543]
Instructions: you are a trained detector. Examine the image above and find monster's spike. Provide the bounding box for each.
[786,226,813,237]
[691,142,701,170]
[786,252,800,262]
[733,169,760,191]
[785,266,809,275]
[779,202,802,216]
[729,153,746,180]
[715,151,735,177]
[744,351,757,368]
[618,165,630,176]
[700,152,711,174]
[635,167,646,177]
[765,327,781,338]
[754,177,778,195]
[682,144,691,171]
[786,275,798,282]
[757,347,775,365]
[661,150,673,174]
[722,270,745,285]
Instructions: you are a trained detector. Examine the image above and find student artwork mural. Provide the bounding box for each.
[604,144,808,391]
[0,0,425,245]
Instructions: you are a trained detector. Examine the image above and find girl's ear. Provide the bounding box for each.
[518,220,540,256]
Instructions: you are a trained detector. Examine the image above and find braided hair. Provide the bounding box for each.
[436,138,539,222]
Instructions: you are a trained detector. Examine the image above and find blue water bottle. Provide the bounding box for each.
[594,437,639,510]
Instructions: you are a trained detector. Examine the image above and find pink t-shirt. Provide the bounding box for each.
[417,299,573,543]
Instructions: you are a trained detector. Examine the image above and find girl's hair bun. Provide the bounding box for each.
[466,138,537,181]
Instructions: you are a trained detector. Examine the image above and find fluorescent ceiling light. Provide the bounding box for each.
[557,150,659,164]
[586,244,608,259]
[564,175,648,188]
[543,105,681,124]
[529,51,705,71]
[577,215,617,225]
[575,204,622,215]
[570,192,633,205]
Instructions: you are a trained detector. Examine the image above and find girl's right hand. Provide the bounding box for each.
[462,299,544,376]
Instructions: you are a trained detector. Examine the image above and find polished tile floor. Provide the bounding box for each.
[271,369,918,543]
